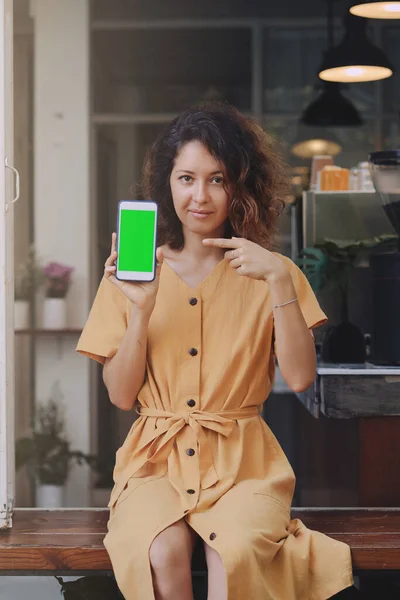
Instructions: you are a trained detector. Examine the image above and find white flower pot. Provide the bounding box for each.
[36,484,64,508]
[14,300,30,330]
[42,297,67,330]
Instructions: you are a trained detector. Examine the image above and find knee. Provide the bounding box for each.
[149,534,191,572]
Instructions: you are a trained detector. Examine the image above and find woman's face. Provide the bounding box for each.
[170,140,231,239]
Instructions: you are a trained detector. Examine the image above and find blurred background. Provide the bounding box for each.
[12,0,400,508]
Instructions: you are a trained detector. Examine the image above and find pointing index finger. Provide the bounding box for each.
[202,237,242,249]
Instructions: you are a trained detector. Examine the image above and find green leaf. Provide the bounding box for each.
[296,248,328,292]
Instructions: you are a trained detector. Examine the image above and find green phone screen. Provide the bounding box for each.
[118,208,156,272]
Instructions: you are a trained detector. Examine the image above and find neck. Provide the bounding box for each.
[181,226,225,263]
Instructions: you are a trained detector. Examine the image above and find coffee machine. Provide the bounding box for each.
[369,150,400,364]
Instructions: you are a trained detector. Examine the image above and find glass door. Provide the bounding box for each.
[0,0,16,530]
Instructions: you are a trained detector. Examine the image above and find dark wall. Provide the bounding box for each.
[92,0,330,20]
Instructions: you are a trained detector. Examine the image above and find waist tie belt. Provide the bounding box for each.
[112,405,261,502]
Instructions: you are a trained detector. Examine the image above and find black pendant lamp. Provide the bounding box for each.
[291,125,342,158]
[302,80,363,126]
[318,12,394,82]
[350,2,400,19]
[301,0,363,127]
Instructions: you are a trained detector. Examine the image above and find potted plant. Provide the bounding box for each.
[42,261,74,329]
[14,246,43,330]
[298,235,397,363]
[16,382,95,507]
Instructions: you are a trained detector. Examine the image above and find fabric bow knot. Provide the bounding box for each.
[134,406,260,490]
[109,405,260,507]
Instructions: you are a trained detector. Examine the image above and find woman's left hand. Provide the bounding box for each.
[202,237,289,283]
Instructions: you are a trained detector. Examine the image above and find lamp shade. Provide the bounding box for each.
[301,81,363,127]
[350,2,400,19]
[318,13,394,82]
[291,126,342,159]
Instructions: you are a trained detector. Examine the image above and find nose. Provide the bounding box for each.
[193,180,208,204]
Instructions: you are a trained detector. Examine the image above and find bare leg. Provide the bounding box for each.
[149,519,198,600]
[204,542,227,600]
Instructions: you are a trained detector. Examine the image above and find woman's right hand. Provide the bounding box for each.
[104,232,163,313]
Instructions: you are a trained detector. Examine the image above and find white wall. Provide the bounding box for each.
[33,0,90,506]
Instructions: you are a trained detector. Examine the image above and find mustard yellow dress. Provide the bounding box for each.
[76,254,354,600]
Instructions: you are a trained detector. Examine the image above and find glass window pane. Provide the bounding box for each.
[263,28,327,114]
[13,0,92,509]
[382,25,400,114]
[383,118,400,149]
[92,0,257,19]
[265,117,377,168]
[262,27,377,116]
[92,29,251,114]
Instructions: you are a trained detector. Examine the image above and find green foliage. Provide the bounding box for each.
[14,245,44,301]
[15,382,96,485]
[297,235,398,322]
[296,247,328,292]
[298,234,398,294]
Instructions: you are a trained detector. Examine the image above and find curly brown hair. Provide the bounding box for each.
[142,103,288,250]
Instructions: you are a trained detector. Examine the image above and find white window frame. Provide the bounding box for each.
[0,0,15,530]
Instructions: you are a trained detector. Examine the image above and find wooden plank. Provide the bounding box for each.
[0,547,111,571]
[294,401,359,506]
[291,509,400,534]
[0,509,400,572]
[8,508,400,536]
[2,509,107,533]
[320,376,400,418]
[0,533,106,545]
[359,418,400,507]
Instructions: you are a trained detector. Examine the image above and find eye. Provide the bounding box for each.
[211,176,224,184]
[179,175,192,183]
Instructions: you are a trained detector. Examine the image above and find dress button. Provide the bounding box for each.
[209,533,217,541]
[187,399,196,407]
[187,489,195,495]
[186,448,195,456]
[189,348,198,356]
[189,297,198,306]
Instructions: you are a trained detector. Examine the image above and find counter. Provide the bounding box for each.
[297,363,400,419]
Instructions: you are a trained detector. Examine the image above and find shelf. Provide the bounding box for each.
[317,362,400,376]
[15,329,82,336]
[296,362,400,419]
[302,188,394,247]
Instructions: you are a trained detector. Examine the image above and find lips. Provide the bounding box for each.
[189,210,213,220]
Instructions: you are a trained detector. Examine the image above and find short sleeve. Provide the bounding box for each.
[76,277,129,365]
[276,254,328,330]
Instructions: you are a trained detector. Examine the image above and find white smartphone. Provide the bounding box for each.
[116,200,158,282]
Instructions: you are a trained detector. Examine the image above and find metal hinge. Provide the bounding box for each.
[0,498,14,529]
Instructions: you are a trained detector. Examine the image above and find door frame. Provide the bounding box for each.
[0,0,15,530]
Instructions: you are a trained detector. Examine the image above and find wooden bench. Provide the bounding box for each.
[1,508,400,572]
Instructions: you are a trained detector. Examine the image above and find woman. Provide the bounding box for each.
[77,104,355,600]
